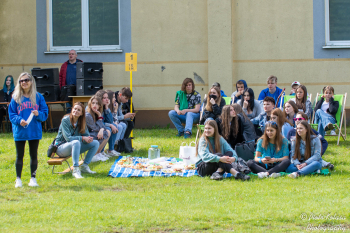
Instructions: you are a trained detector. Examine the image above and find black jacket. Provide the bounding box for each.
[199,98,226,124]
[314,97,339,122]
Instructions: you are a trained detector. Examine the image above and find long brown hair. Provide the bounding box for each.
[295,85,308,112]
[87,96,103,122]
[293,121,313,161]
[106,90,115,112]
[66,102,86,134]
[220,105,239,140]
[260,121,283,153]
[205,86,222,112]
[283,100,298,123]
[196,120,221,156]
[181,78,195,93]
[271,108,292,130]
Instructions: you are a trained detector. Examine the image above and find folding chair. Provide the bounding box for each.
[195,94,206,144]
[311,93,347,145]
[223,97,231,105]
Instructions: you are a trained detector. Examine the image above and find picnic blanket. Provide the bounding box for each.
[108,156,198,178]
[108,156,331,178]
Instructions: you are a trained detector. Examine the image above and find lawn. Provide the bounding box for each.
[0,128,350,233]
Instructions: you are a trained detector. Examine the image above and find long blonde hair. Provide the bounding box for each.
[87,96,103,122]
[196,120,221,156]
[205,86,222,112]
[12,72,37,106]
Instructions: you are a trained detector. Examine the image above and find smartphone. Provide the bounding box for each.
[133,111,138,114]
[265,156,271,160]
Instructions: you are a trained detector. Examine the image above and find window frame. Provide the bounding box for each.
[48,0,121,52]
[324,0,350,48]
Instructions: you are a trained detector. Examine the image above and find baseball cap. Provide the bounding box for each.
[291,81,300,87]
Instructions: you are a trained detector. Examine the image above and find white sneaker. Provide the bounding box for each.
[269,173,281,178]
[257,172,269,179]
[15,178,22,188]
[288,172,299,179]
[80,164,96,174]
[330,130,337,135]
[90,155,101,163]
[28,178,39,187]
[72,167,84,179]
[106,150,120,157]
[99,152,109,161]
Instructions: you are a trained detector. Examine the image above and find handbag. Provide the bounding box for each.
[179,141,198,165]
[47,127,77,158]
[115,138,133,153]
[235,140,255,161]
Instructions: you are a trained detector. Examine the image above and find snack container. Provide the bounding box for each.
[148,145,160,160]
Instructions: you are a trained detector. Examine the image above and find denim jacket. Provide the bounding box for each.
[250,112,269,132]
[290,135,322,165]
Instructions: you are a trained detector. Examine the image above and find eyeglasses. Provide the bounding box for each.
[19,78,31,83]
[294,118,306,121]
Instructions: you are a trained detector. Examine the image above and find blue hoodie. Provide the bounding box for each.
[231,80,248,103]
[8,93,48,141]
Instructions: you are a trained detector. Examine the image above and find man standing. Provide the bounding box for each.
[59,50,83,88]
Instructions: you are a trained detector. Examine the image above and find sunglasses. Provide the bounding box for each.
[294,117,306,121]
[19,78,31,83]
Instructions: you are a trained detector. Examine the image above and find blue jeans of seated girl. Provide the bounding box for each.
[56,140,99,167]
[168,110,200,134]
[314,109,336,137]
[286,161,322,176]
[116,122,127,142]
[105,123,119,151]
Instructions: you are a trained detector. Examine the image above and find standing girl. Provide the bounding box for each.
[237,88,262,119]
[55,102,100,179]
[199,86,225,125]
[287,121,322,178]
[247,121,290,178]
[271,108,294,138]
[283,100,298,126]
[195,120,250,181]
[291,85,312,119]
[85,96,111,162]
[314,86,339,137]
[8,72,48,188]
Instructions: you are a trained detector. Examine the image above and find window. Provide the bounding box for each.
[325,0,350,47]
[49,0,120,51]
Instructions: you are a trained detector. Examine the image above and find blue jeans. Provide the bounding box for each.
[105,123,119,151]
[66,102,72,114]
[116,122,127,141]
[286,161,322,176]
[168,110,200,134]
[56,140,99,167]
[314,109,336,137]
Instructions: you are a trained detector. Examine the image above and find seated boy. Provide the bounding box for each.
[231,80,247,103]
[212,82,227,97]
[251,97,275,136]
[289,81,300,96]
[115,87,136,139]
[258,75,283,107]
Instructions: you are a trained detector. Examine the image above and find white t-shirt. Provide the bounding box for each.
[321,101,329,113]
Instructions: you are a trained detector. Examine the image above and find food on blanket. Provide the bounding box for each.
[173,168,183,173]
[162,169,174,173]
[184,164,196,170]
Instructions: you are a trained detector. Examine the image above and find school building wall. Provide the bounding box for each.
[0,0,349,129]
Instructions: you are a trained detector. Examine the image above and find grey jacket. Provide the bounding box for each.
[290,135,322,165]
[85,112,109,142]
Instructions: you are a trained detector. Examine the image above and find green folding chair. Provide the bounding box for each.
[310,93,347,145]
[223,97,232,105]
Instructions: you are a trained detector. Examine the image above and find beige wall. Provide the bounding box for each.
[0,0,349,112]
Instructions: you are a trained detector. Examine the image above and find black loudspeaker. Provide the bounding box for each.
[76,62,103,80]
[76,79,103,96]
[31,68,59,85]
[60,85,76,101]
[37,85,60,102]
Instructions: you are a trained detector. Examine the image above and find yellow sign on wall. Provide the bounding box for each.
[125,53,137,71]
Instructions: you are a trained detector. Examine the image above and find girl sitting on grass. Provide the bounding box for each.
[86,96,111,162]
[287,121,322,178]
[247,121,290,178]
[283,100,298,126]
[195,120,250,181]
[291,85,312,119]
[271,108,293,138]
[55,102,99,179]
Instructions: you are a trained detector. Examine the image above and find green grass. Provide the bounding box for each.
[0,128,350,232]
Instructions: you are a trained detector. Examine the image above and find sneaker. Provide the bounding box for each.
[100,152,110,161]
[28,178,39,187]
[176,132,184,137]
[235,172,250,181]
[257,172,269,179]
[184,133,191,139]
[328,163,335,171]
[106,150,120,157]
[80,164,96,174]
[330,130,337,135]
[72,167,84,179]
[210,172,223,180]
[288,172,299,179]
[90,154,101,163]
[15,178,22,188]
[269,173,281,178]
